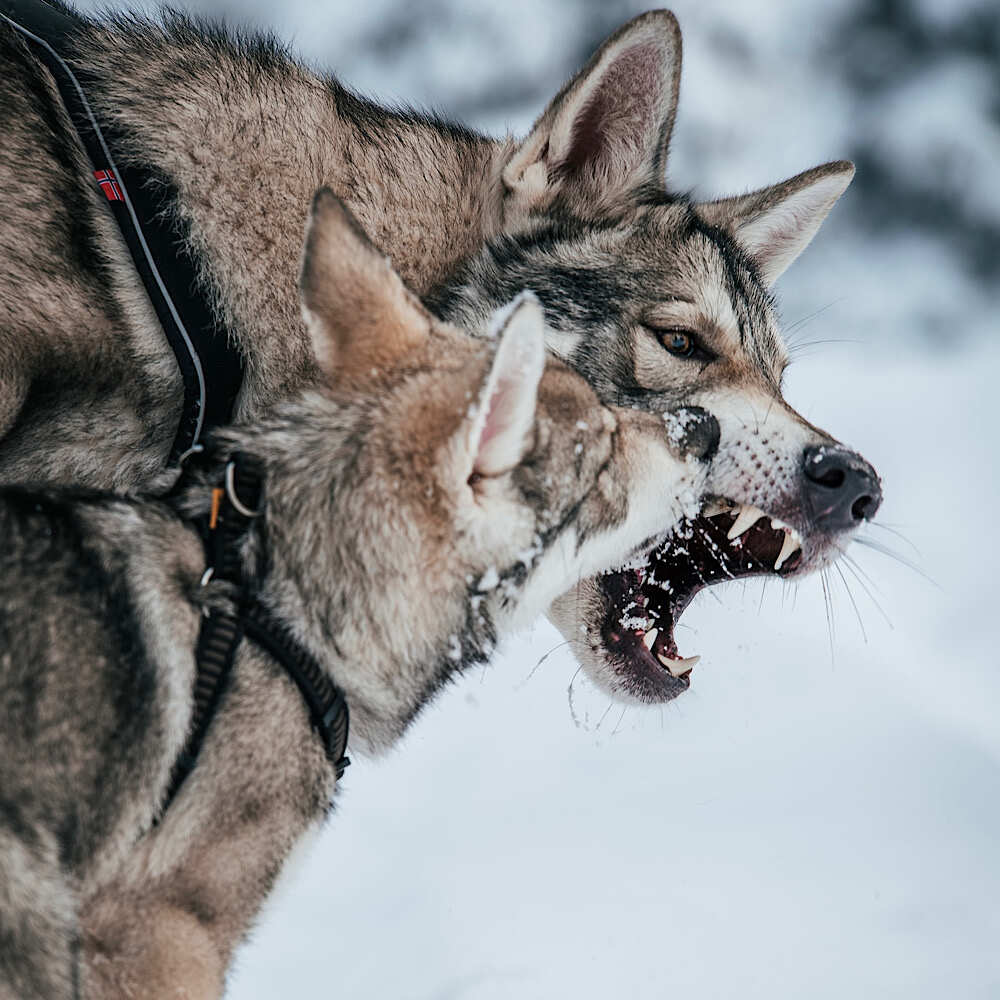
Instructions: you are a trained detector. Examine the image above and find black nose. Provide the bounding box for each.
[667,406,720,461]
[802,445,882,532]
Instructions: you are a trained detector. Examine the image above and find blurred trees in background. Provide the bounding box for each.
[75,0,999,334]
[830,0,1000,282]
[330,0,1000,292]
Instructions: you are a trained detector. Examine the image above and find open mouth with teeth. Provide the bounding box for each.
[598,501,805,699]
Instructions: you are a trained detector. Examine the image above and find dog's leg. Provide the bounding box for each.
[81,890,224,1000]
[0,822,79,1000]
[79,654,332,999]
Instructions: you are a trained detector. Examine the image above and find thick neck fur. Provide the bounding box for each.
[175,395,496,753]
[71,13,511,413]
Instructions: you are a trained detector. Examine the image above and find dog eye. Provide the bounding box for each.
[662,330,694,356]
[650,327,713,362]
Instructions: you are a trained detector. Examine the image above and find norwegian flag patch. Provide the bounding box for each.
[94,169,124,202]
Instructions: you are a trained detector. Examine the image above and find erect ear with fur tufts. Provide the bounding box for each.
[465,293,547,478]
[299,187,431,383]
[502,10,682,221]
[696,161,855,287]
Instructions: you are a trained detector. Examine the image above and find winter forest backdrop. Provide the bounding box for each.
[74,0,1000,996]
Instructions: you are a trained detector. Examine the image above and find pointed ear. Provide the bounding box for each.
[299,188,430,382]
[465,293,547,477]
[503,10,682,221]
[697,161,855,287]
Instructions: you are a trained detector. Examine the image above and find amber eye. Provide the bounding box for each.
[660,329,696,358]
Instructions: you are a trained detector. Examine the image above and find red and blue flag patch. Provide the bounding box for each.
[94,169,123,202]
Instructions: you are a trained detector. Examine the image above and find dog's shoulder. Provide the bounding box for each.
[0,484,202,642]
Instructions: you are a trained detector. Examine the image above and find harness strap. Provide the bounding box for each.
[242,607,351,779]
[168,606,244,796]
[3,0,346,812]
[1,0,244,462]
[163,454,350,810]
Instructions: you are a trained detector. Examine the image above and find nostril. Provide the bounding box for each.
[852,494,876,522]
[813,467,845,490]
[803,447,849,490]
[803,444,882,532]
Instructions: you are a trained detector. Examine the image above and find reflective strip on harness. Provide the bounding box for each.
[0,0,245,464]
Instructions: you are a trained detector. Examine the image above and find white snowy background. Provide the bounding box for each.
[77,0,1000,996]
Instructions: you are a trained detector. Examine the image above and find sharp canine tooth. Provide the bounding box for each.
[774,532,800,571]
[727,504,766,540]
[702,499,735,518]
[642,628,659,650]
[657,653,700,677]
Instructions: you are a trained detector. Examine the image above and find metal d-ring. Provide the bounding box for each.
[176,442,205,466]
[225,461,261,518]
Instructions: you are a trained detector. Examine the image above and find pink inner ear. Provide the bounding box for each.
[474,370,520,470]
[560,43,663,180]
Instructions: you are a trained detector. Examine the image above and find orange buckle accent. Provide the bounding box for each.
[209,487,225,530]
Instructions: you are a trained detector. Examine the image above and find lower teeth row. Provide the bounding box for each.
[640,627,699,677]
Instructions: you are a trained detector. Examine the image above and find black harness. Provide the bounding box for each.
[0,0,241,462]
[167,453,350,806]
[1,0,350,802]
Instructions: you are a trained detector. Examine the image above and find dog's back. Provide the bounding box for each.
[0,17,183,491]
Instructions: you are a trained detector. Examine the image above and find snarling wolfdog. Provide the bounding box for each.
[0,190,718,1000]
[0,5,881,698]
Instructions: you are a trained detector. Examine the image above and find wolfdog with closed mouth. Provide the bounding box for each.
[0,4,881,700]
[0,190,718,1000]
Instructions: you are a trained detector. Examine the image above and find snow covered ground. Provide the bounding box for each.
[221,340,1000,1000]
[71,0,1000,995]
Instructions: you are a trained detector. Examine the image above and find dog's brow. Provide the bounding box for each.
[696,285,740,337]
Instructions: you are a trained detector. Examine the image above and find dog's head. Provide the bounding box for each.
[429,11,882,702]
[247,190,716,749]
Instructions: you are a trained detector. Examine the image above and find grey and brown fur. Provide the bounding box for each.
[0,191,715,999]
[0,6,878,699]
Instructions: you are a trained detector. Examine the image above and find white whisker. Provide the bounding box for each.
[820,568,836,666]
[853,536,939,587]
[865,521,921,558]
[595,700,615,731]
[841,554,894,629]
[516,639,571,690]
[566,665,585,729]
[610,706,628,736]
[784,299,844,341]
[834,561,867,643]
